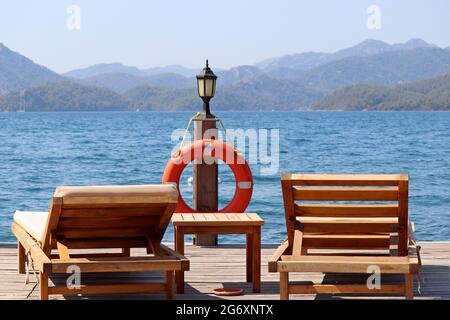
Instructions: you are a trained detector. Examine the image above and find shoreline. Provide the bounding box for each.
[2,110,450,113]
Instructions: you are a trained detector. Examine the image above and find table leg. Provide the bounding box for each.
[174,227,185,294]
[252,227,261,293]
[165,271,174,300]
[246,233,254,282]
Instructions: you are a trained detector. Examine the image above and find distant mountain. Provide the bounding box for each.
[0,81,126,112]
[63,63,143,79]
[216,65,265,86]
[82,72,194,93]
[333,38,434,60]
[81,72,151,93]
[65,63,203,79]
[332,39,392,59]
[142,73,194,88]
[123,74,323,111]
[214,74,323,110]
[124,86,198,111]
[313,73,450,111]
[63,39,437,89]
[144,73,195,88]
[257,38,435,77]
[0,43,63,94]
[296,47,450,92]
[143,65,201,78]
[257,52,330,73]
[61,38,444,95]
[79,65,262,93]
[391,38,435,50]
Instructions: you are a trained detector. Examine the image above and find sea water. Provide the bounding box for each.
[0,111,449,243]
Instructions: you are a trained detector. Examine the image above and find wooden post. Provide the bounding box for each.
[192,118,219,246]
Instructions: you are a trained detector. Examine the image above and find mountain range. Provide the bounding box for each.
[1,38,450,111]
[64,63,202,79]
[0,43,63,95]
[313,73,450,111]
[257,38,435,75]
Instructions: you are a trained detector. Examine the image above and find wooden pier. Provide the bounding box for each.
[1,242,449,300]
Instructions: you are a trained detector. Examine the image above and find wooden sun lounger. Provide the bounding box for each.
[11,184,189,300]
[269,174,419,300]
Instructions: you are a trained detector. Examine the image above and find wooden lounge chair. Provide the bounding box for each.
[11,184,189,300]
[269,174,419,300]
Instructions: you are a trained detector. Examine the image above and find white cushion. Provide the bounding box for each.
[53,184,178,205]
[13,211,49,243]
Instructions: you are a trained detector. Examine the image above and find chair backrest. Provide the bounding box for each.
[281,174,409,256]
[41,184,178,252]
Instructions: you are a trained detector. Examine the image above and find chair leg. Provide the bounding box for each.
[165,271,174,300]
[174,227,185,294]
[280,272,289,300]
[404,274,414,300]
[40,272,49,300]
[18,243,26,274]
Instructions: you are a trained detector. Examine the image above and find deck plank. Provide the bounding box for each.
[0,242,449,300]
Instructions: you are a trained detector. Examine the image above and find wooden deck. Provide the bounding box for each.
[1,242,449,300]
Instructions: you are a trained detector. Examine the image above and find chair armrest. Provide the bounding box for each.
[160,244,190,271]
[11,222,52,273]
[268,240,289,272]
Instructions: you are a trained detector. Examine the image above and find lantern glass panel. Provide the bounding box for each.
[197,79,205,97]
[205,78,214,97]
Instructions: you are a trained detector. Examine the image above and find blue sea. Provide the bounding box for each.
[0,111,449,243]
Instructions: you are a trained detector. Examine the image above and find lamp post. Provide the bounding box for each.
[196,60,218,119]
[192,60,219,246]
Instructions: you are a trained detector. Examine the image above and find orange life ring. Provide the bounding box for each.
[162,139,253,213]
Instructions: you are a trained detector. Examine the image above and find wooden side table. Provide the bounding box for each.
[172,213,264,294]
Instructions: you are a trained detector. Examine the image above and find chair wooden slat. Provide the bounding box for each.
[59,237,149,249]
[58,217,160,229]
[60,206,166,218]
[57,227,154,239]
[297,217,398,234]
[302,234,391,250]
[295,204,399,217]
[282,174,405,186]
[293,187,399,201]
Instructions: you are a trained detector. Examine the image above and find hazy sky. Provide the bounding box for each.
[1,0,449,73]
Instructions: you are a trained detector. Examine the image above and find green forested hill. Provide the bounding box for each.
[313,73,450,111]
[0,81,126,112]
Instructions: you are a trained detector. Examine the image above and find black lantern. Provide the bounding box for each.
[196,59,217,118]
